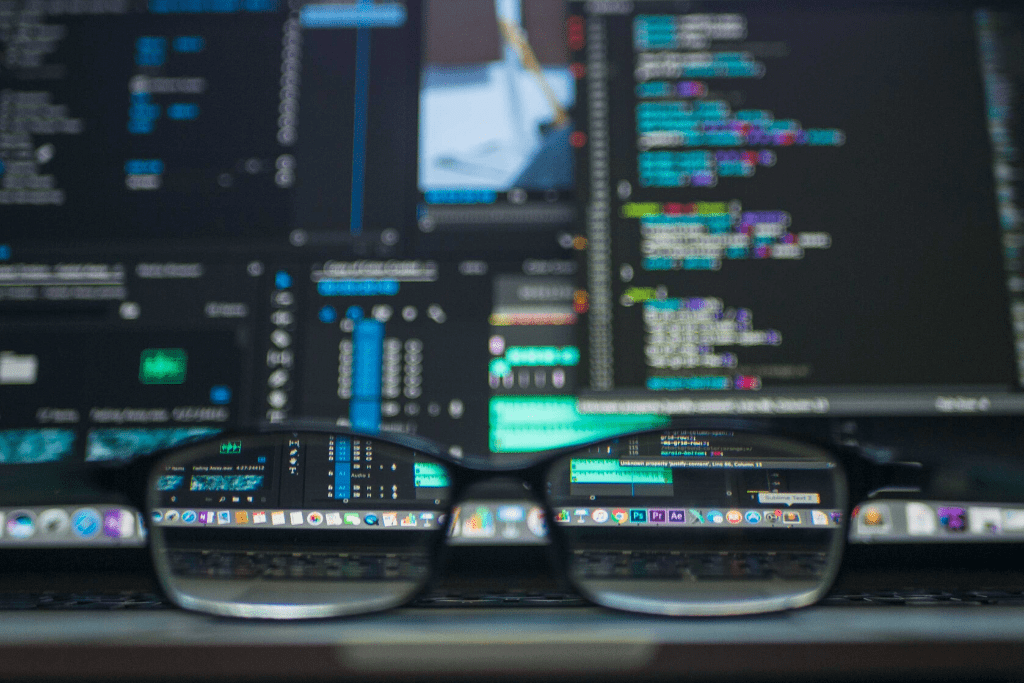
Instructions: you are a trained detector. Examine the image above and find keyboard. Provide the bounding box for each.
[570,550,828,580]
[166,549,430,581]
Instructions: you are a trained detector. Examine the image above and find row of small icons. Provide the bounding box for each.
[853,502,1024,536]
[1,508,141,541]
[554,507,840,526]
[153,509,442,528]
[449,505,548,540]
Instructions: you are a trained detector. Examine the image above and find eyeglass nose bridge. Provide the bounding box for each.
[426,470,579,597]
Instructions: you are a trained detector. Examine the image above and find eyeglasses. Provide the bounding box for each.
[94,424,919,619]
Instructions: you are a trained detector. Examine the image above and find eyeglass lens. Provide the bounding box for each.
[145,430,846,618]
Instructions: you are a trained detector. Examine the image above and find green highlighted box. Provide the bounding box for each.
[414,462,450,488]
[489,346,581,378]
[139,348,188,385]
[505,346,580,367]
[489,358,513,377]
[489,396,668,453]
[569,458,673,484]
[621,202,661,218]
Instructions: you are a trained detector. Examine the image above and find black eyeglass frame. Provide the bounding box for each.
[91,419,919,619]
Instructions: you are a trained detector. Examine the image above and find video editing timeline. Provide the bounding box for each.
[152,434,449,530]
[571,1,1024,416]
[0,0,420,245]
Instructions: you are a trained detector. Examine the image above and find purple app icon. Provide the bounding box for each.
[667,510,686,523]
[938,507,967,531]
[648,509,667,523]
[197,511,215,525]
[103,509,123,538]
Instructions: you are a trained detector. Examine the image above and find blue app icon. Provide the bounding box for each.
[71,508,101,538]
[209,385,232,404]
[181,510,197,524]
[629,509,647,523]
[745,510,762,524]
[707,509,724,523]
[364,514,379,525]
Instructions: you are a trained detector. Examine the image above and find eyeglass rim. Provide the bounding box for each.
[142,425,850,619]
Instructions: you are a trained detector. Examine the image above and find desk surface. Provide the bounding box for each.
[2,606,1024,681]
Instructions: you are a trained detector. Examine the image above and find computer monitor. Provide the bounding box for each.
[1,0,1023,547]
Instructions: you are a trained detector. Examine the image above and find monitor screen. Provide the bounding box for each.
[1,0,1023,546]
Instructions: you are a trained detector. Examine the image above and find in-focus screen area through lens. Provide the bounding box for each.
[147,432,451,619]
[546,430,847,616]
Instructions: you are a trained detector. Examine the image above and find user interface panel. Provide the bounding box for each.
[151,432,449,530]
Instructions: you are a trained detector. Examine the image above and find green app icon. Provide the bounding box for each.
[139,348,188,385]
